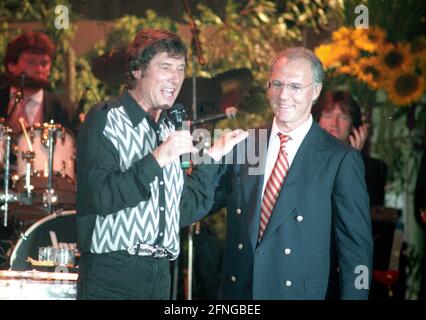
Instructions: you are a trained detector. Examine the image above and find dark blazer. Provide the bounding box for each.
[362,154,387,207]
[203,121,373,300]
[415,150,426,231]
[0,86,71,129]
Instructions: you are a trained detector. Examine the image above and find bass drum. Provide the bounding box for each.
[10,210,77,271]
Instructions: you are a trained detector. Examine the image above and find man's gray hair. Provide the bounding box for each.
[270,47,325,84]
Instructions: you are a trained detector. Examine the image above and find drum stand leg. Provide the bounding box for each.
[22,151,35,200]
[45,123,58,214]
[1,130,18,227]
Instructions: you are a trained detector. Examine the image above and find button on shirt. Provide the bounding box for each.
[261,115,313,197]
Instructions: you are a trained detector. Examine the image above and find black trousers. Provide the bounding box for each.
[77,251,171,300]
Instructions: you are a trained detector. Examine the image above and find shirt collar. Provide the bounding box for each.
[121,90,169,129]
[29,89,43,104]
[270,114,313,143]
[10,87,43,104]
[121,90,149,127]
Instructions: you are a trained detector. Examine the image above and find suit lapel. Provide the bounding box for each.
[242,127,270,249]
[259,122,327,243]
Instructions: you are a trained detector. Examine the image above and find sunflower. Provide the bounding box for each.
[377,43,414,74]
[364,27,387,45]
[355,57,384,89]
[353,27,387,52]
[385,72,425,106]
[314,44,337,70]
[332,27,355,45]
[330,46,359,74]
[338,59,359,76]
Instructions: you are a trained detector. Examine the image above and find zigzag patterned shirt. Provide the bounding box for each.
[76,91,220,260]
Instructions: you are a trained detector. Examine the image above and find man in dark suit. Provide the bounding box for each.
[0,31,71,131]
[202,47,373,299]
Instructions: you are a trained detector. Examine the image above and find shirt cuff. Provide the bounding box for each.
[135,152,163,183]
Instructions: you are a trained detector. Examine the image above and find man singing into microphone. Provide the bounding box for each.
[76,28,247,300]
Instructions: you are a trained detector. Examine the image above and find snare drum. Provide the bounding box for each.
[13,123,76,206]
[10,210,77,271]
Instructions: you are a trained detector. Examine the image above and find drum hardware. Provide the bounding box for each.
[1,119,76,225]
[45,120,60,214]
[19,118,35,200]
[13,122,76,216]
[1,125,19,227]
[22,151,35,198]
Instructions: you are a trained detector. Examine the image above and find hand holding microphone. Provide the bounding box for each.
[152,104,195,168]
[152,130,197,168]
[153,103,249,167]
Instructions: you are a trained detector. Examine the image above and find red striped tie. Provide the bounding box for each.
[258,133,290,242]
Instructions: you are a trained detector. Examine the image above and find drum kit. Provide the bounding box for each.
[0,118,76,226]
[0,76,78,298]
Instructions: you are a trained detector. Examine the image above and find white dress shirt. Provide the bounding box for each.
[8,87,44,128]
[261,115,313,197]
[24,89,44,124]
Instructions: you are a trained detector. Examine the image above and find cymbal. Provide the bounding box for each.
[0,73,51,90]
[91,46,127,86]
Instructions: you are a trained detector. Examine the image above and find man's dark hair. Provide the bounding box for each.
[125,29,187,89]
[312,90,363,128]
[4,31,55,71]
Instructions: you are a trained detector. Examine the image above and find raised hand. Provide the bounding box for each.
[349,124,368,151]
[207,129,249,161]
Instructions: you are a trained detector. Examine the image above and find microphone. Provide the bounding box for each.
[168,103,187,128]
[168,104,191,169]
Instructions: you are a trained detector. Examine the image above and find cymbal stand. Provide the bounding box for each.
[1,84,25,226]
[18,118,35,200]
[43,121,59,214]
[1,127,18,227]
[182,0,206,300]
[22,151,35,199]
